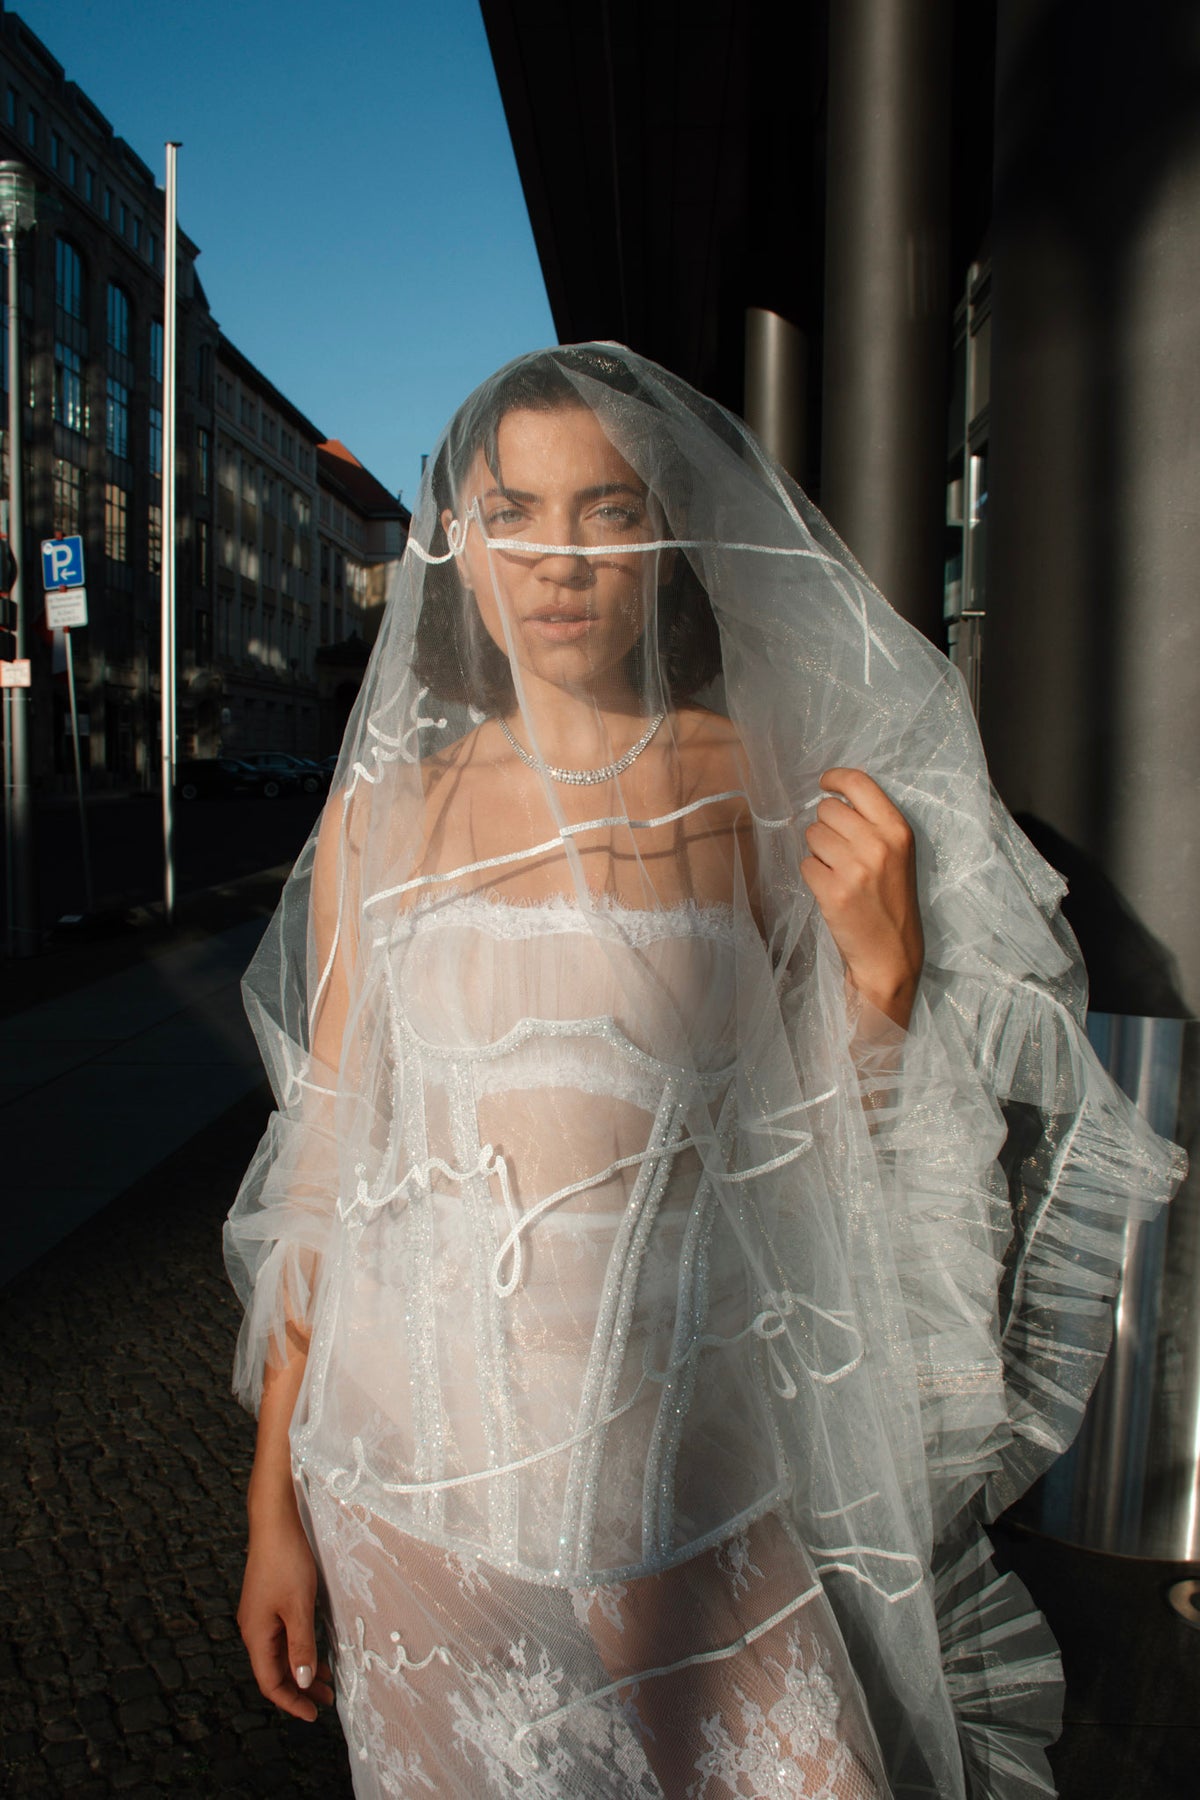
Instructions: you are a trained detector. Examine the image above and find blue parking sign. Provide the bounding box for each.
[42,535,85,590]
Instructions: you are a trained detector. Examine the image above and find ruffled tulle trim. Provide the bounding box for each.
[878,968,1186,1542]
[223,1100,339,1413]
[936,1536,1062,1800]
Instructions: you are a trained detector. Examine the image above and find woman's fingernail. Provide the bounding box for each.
[295,1664,314,1689]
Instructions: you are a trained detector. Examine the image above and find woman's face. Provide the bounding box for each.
[443,404,658,705]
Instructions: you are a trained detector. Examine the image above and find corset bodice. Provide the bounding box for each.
[295,895,798,1582]
[383,891,743,1104]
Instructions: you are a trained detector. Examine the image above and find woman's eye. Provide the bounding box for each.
[486,507,526,528]
[593,505,641,527]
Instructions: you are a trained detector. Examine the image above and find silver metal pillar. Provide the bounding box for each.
[1019,1016,1199,1559]
[160,142,181,923]
[820,0,952,637]
[744,307,809,486]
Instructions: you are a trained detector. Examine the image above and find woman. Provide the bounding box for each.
[226,346,1182,1798]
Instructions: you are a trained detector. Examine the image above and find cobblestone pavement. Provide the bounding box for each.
[2,932,1197,1797]
[0,1087,355,1799]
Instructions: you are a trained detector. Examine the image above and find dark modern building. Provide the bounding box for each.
[480,0,1200,1619]
[481,0,1199,1023]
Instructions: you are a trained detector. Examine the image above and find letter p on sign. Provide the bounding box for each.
[41,535,85,590]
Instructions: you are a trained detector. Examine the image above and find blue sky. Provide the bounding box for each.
[15,0,554,501]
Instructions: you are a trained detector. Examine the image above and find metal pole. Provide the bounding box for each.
[6,212,36,954]
[63,629,93,912]
[2,501,11,956]
[2,686,12,955]
[160,142,180,923]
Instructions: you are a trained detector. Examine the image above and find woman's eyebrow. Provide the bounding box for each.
[482,482,647,504]
[483,485,537,504]
[577,482,646,502]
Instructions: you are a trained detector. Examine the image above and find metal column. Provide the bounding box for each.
[820,0,952,637]
[744,307,809,486]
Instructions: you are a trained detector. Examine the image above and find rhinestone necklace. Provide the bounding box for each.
[496,710,666,786]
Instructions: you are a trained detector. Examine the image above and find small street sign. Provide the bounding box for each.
[41,535,85,590]
[1,658,31,687]
[46,587,88,630]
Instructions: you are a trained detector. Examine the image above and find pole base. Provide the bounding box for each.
[1165,1578,1200,1630]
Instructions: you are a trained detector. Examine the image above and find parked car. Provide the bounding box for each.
[174,757,295,801]
[238,750,329,794]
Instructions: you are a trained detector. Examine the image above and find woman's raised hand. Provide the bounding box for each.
[800,768,924,1029]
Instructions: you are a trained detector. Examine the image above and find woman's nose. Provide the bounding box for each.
[535,544,595,587]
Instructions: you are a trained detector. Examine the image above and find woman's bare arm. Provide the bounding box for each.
[238,1338,333,1721]
[237,795,354,1721]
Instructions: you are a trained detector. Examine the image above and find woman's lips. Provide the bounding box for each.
[523,613,595,641]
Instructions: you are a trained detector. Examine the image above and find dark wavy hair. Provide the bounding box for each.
[411,348,722,713]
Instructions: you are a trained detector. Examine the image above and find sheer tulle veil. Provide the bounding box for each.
[225,344,1184,1798]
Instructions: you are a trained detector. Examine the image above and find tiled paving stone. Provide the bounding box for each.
[0,1087,354,1798]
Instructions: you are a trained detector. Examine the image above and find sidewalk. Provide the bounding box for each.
[1,887,1197,1796]
[1,914,270,1286]
[0,1088,355,1797]
[1,867,355,1793]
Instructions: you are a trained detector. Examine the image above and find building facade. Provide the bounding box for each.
[0,6,407,788]
[0,6,218,789]
[315,438,409,752]
[211,337,322,760]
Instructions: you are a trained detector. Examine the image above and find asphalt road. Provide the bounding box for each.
[8,791,325,931]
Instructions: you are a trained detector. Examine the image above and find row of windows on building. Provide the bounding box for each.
[49,461,163,571]
[318,492,367,550]
[218,534,309,589]
[5,82,160,269]
[44,423,213,579]
[214,372,315,476]
[215,448,311,526]
[54,238,160,349]
[50,238,166,473]
[53,355,161,470]
[320,541,363,597]
[213,592,312,671]
[48,461,219,589]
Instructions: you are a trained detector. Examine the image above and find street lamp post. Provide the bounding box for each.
[0,160,38,957]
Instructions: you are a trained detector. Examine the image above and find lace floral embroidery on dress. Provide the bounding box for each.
[447,1549,494,1598]
[335,1625,441,1797]
[715,1529,764,1597]
[446,1636,644,1798]
[685,1630,869,1800]
[569,1580,630,1633]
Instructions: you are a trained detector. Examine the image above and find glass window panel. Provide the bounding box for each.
[106,283,130,355]
[106,377,129,460]
[55,239,84,319]
[105,484,128,562]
